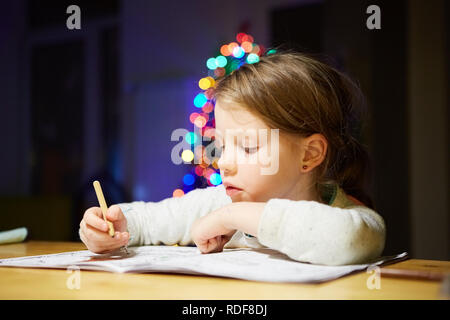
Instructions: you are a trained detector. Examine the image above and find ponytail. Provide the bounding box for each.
[336,138,374,209]
[319,70,375,210]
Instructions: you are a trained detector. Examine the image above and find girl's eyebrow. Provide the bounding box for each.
[214,129,260,142]
[216,129,259,137]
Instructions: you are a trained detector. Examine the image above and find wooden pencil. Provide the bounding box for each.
[93,180,115,237]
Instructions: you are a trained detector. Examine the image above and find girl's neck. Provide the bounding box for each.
[283,179,324,204]
[298,187,324,204]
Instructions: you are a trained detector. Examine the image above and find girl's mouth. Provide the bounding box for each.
[225,187,242,197]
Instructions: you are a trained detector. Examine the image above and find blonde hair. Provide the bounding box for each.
[212,50,374,209]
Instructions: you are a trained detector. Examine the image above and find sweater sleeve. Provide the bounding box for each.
[117,184,231,247]
[257,199,386,265]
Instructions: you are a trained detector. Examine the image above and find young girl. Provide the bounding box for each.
[79,51,386,266]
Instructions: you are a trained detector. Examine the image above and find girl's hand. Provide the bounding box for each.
[190,202,266,254]
[190,206,236,254]
[79,204,129,253]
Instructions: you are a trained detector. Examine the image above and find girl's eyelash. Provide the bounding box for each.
[243,146,258,154]
[215,142,258,154]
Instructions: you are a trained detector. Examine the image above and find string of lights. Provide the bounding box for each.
[172,33,276,197]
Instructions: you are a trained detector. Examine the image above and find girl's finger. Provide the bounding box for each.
[79,227,87,244]
[84,223,128,249]
[79,226,100,251]
[85,207,103,218]
[206,236,221,253]
[84,212,109,232]
[106,205,123,221]
[79,227,108,253]
[197,238,211,254]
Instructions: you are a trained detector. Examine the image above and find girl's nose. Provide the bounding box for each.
[217,148,237,174]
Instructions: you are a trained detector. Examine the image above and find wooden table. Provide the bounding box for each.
[0,241,449,300]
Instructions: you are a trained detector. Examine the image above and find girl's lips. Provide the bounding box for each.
[225,186,242,197]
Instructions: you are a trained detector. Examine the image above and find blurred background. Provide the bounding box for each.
[0,0,448,260]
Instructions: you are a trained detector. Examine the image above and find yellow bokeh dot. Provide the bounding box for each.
[198,78,211,90]
[206,76,215,87]
[181,149,194,162]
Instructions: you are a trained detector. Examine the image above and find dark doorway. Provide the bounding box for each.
[31,41,85,195]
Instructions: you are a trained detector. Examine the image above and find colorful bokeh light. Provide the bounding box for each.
[209,172,222,185]
[176,33,266,195]
[246,53,260,64]
[228,42,239,53]
[202,102,214,113]
[189,112,200,123]
[241,41,253,53]
[185,132,197,145]
[236,32,246,43]
[198,77,211,90]
[232,46,245,58]
[193,93,207,108]
[206,57,217,70]
[183,173,195,186]
[181,149,194,162]
[173,189,185,197]
[194,115,207,128]
[215,55,227,68]
[220,44,231,56]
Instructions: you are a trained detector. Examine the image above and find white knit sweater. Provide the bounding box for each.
[118,184,386,266]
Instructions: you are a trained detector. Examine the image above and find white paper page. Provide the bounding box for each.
[0,246,408,283]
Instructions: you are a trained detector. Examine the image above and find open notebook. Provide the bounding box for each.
[0,245,408,283]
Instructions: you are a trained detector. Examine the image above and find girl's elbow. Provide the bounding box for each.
[340,225,386,265]
[306,224,386,266]
[339,210,386,264]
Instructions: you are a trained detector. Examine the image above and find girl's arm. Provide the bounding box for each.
[194,200,386,265]
[117,184,232,247]
[232,200,386,265]
[257,199,386,265]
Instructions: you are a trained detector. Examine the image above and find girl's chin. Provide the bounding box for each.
[230,196,242,203]
[230,192,244,202]
[230,192,256,203]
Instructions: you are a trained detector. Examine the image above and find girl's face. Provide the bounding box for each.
[214,100,311,203]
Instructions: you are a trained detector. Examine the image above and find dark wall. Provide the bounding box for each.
[270,0,411,256]
[370,0,410,257]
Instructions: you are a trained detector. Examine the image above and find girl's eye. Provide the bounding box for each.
[243,146,258,154]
